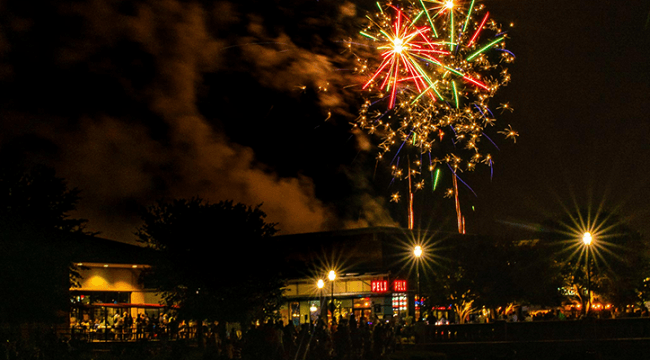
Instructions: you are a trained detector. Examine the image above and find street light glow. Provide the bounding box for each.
[414,245,423,258]
[317,279,325,289]
[583,232,593,245]
[328,270,336,281]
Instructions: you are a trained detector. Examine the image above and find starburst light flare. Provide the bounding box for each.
[349,0,517,232]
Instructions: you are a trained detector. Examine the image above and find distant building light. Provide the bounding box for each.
[103,265,109,268]
[132,265,138,268]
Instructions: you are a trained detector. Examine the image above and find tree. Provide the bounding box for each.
[426,235,512,322]
[536,209,650,314]
[0,159,88,325]
[136,198,285,329]
[425,234,563,322]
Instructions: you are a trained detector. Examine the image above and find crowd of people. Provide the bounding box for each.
[70,311,188,341]
[209,315,415,360]
[67,306,650,359]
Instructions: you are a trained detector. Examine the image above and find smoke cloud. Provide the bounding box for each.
[0,0,395,243]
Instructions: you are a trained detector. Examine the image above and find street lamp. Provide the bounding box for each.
[414,245,422,321]
[583,232,593,315]
[317,279,325,320]
[328,270,336,324]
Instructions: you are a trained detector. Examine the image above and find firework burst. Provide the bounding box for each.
[350,0,517,232]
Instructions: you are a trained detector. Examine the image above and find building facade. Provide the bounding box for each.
[274,227,453,325]
[67,237,164,329]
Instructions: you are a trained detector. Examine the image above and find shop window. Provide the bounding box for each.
[353,298,371,309]
[392,293,407,316]
[290,302,300,326]
[71,291,131,305]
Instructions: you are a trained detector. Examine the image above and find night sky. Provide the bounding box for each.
[0,0,648,244]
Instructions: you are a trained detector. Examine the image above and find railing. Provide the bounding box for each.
[423,318,650,343]
[66,324,198,342]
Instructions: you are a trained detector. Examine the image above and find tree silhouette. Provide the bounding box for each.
[536,209,650,314]
[0,159,88,325]
[137,198,284,329]
[425,234,563,321]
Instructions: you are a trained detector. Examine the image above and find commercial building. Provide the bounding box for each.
[67,236,164,329]
[67,227,459,330]
[276,227,459,326]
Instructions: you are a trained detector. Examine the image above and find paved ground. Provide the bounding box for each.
[391,338,650,360]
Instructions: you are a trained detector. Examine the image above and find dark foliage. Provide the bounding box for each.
[0,158,88,324]
[423,234,565,320]
[536,209,650,310]
[137,198,285,325]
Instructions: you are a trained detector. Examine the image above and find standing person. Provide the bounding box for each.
[274,320,285,357]
[372,322,386,358]
[223,327,239,359]
[349,314,357,330]
[333,319,351,359]
[115,313,124,340]
[349,314,361,358]
[242,323,267,360]
[136,314,144,340]
[282,321,297,359]
[360,321,372,359]
[168,316,177,340]
[124,312,133,340]
[262,319,283,360]
[312,320,332,360]
[145,314,154,339]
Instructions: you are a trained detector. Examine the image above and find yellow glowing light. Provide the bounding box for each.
[103,264,109,268]
[90,276,108,287]
[414,245,423,258]
[445,1,454,9]
[317,279,325,289]
[393,37,404,53]
[310,304,318,312]
[583,232,593,246]
[328,270,336,281]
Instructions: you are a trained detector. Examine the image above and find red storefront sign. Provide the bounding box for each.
[371,280,388,292]
[394,280,407,292]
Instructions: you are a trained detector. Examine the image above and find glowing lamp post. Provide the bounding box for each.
[583,232,593,314]
[328,270,336,324]
[317,279,325,319]
[414,245,423,321]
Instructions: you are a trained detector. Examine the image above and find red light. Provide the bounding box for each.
[394,280,407,292]
[372,280,388,292]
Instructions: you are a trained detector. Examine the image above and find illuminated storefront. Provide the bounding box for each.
[372,279,411,318]
[275,227,450,326]
[282,275,414,325]
[67,237,163,335]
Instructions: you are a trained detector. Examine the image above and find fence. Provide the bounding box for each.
[424,318,650,343]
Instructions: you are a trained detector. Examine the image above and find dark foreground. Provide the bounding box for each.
[4,337,650,360]
[6,318,650,360]
[396,338,650,360]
